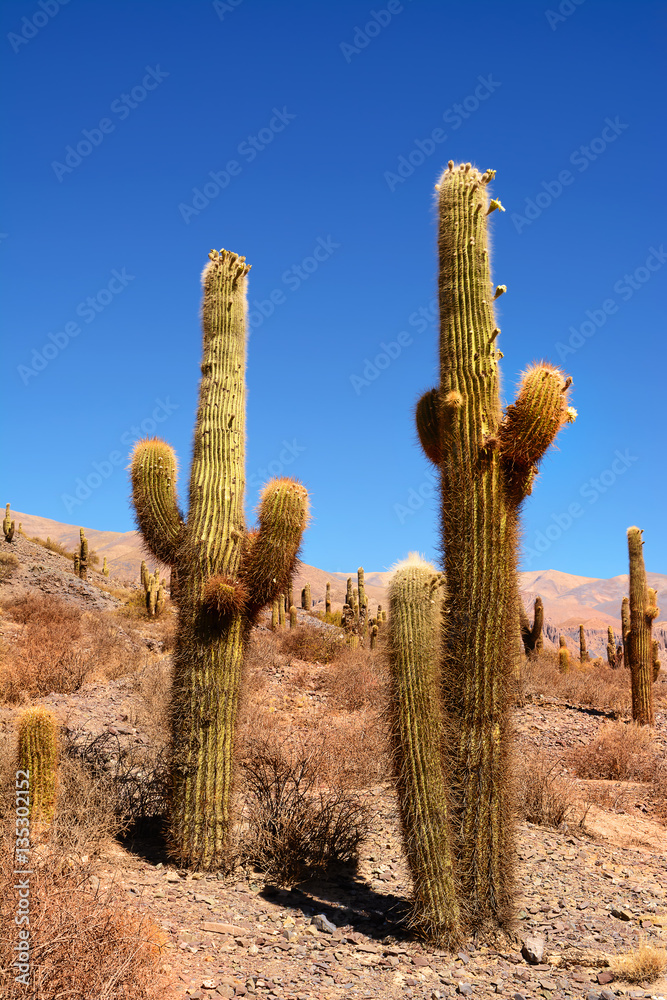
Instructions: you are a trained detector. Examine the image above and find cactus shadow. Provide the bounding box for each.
[118,814,172,865]
[260,871,413,943]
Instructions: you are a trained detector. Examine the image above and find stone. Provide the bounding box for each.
[611,907,631,921]
[597,971,614,984]
[311,913,337,934]
[521,935,546,964]
[201,922,245,935]
[457,985,473,996]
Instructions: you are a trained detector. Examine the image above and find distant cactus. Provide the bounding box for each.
[607,627,619,668]
[346,577,353,608]
[520,597,543,657]
[271,600,279,629]
[73,554,80,575]
[301,583,311,610]
[579,625,589,663]
[358,567,367,636]
[289,605,297,628]
[278,598,286,628]
[102,556,109,578]
[325,581,331,615]
[17,707,59,833]
[558,635,570,673]
[627,527,658,726]
[3,503,15,542]
[370,623,378,650]
[621,596,630,668]
[77,528,88,580]
[156,578,166,616]
[140,560,148,589]
[377,604,383,627]
[145,572,158,616]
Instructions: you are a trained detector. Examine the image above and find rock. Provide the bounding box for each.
[311,913,337,934]
[521,935,545,964]
[600,991,616,1000]
[201,922,245,935]
[597,971,614,984]
[611,907,631,920]
[457,985,473,996]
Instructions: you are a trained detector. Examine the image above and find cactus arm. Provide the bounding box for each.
[241,478,309,621]
[387,558,461,945]
[131,438,185,566]
[415,389,443,465]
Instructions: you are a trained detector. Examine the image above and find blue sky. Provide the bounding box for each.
[2,0,665,578]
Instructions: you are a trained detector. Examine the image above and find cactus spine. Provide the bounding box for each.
[325,581,331,615]
[558,635,570,673]
[579,625,589,663]
[520,597,543,658]
[627,528,657,726]
[17,707,59,833]
[130,249,309,867]
[3,503,15,542]
[388,162,574,942]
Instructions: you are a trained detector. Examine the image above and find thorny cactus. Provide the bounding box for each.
[271,600,279,630]
[289,604,297,628]
[102,556,109,578]
[621,596,630,669]
[77,528,88,581]
[607,627,619,669]
[325,581,331,615]
[387,162,575,944]
[519,597,543,658]
[3,503,15,542]
[301,583,311,610]
[626,527,658,725]
[130,249,309,868]
[558,635,570,673]
[17,707,59,834]
[579,624,589,663]
[652,639,661,683]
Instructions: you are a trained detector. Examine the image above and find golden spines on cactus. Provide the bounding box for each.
[3,503,15,542]
[17,707,59,834]
[130,249,309,869]
[579,625,589,663]
[558,635,570,673]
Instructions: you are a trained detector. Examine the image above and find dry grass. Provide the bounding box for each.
[321,645,389,712]
[279,622,345,664]
[610,943,667,983]
[0,551,19,582]
[515,650,631,715]
[515,750,589,829]
[567,721,660,781]
[0,835,173,999]
[238,739,369,887]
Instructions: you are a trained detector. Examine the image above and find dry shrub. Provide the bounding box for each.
[610,943,667,983]
[515,751,587,828]
[322,645,389,712]
[0,836,172,999]
[84,612,144,682]
[515,650,631,715]
[131,657,172,738]
[0,551,19,582]
[238,739,368,886]
[567,721,660,781]
[279,623,345,664]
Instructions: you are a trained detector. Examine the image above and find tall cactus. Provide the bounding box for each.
[3,503,15,542]
[388,162,574,941]
[17,707,59,833]
[130,249,309,867]
[652,639,661,683]
[325,581,331,615]
[579,624,589,663]
[520,596,543,658]
[78,528,88,581]
[301,582,311,610]
[626,528,658,725]
[102,556,109,578]
[558,635,570,673]
[607,626,619,668]
[621,596,630,668]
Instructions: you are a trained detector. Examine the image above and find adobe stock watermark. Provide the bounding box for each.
[213,0,244,20]
[545,0,586,31]
[340,0,413,63]
[51,66,169,182]
[350,297,437,395]
[511,116,628,234]
[17,268,135,385]
[247,439,305,490]
[383,75,501,192]
[178,107,296,224]
[13,769,32,987]
[246,236,341,333]
[555,245,666,362]
[393,467,438,525]
[8,0,70,54]
[61,397,179,515]
[523,448,638,565]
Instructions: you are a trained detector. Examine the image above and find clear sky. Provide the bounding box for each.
[2,0,665,578]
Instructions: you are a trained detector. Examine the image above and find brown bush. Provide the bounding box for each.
[321,645,389,712]
[238,739,369,887]
[514,650,631,715]
[0,836,173,999]
[0,551,19,582]
[515,751,588,829]
[279,623,345,664]
[611,943,667,983]
[567,721,660,781]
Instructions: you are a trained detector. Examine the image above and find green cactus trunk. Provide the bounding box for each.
[558,635,570,673]
[652,639,661,683]
[102,556,109,577]
[607,627,617,668]
[627,528,657,726]
[278,598,286,628]
[520,597,543,658]
[621,596,630,668]
[271,600,279,629]
[17,707,59,834]
[131,250,308,868]
[389,162,574,940]
[78,528,88,580]
[579,625,589,663]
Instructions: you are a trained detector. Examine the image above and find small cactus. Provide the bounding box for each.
[520,597,543,658]
[73,554,80,575]
[621,596,630,668]
[627,527,658,726]
[156,578,166,616]
[579,625,589,663]
[78,528,88,581]
[607,627,619,668]
[652,639,661,683]
[325,581,331,615]
[558,635,570,673]
[301,583,311,610]
[140,560,148,589]
[346,577,353,608]
[17,707,59,834]
[145,572,158,616]
[289,605,297,628]
[278,598,286,628]
[377,604,383,627]
[3,503,15,542]
[102,556,109,578]
[370,623,378,650]
[358,567,367,636]
[271,600,279,629]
